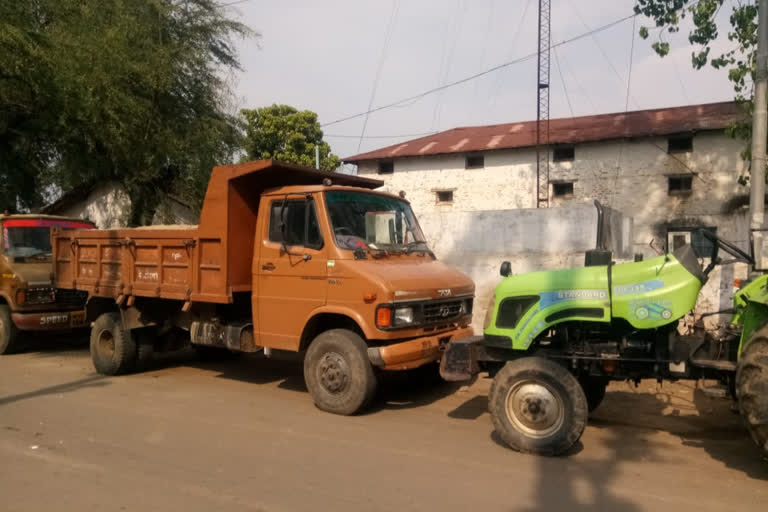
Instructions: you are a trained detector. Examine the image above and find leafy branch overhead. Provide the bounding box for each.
[0,0,255,224]
[241,105,341,172]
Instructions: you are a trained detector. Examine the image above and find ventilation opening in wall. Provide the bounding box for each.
[552,182,574,198]
[378,161,394,174]
[436,190,454,203]
[552,145,575,162]
[667,134,693,154]
[668,175,693,196]
[465,154,485,169]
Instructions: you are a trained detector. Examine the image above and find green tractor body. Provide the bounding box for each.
[441,207,768,457]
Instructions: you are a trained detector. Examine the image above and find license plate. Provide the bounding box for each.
[70,311,86,327]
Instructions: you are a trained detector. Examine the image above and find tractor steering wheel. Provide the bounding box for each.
[700,230,753,273]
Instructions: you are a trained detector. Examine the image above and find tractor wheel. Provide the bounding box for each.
[489,357,588,456]
[579,376,609,413]
[90,312,137,375]
[0,305,20,355]
[735,336,768,458]
[304,329,377,415]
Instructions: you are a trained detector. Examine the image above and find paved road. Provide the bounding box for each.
[1,338,766,512]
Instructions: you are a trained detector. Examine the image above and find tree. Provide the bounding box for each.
[635,1,756,175]
[241,105,341,171]
[0,0,253,224]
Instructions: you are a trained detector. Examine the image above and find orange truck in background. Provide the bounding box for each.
[52,160,474,414]
[1,214,94,354]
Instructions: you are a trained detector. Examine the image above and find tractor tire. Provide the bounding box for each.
[303,329,377,415]
[579,376,609,413]
[90,312,137,375]
[0,305,20,355]
[735,336,768,458]
[489,357,588,456]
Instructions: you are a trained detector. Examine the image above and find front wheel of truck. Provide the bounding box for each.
[0,305,20,355]
[304,329,377,415]
[489,357,588,456]
[90,312,137,375]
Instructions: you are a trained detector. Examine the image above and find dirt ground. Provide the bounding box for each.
[1,336,766,512]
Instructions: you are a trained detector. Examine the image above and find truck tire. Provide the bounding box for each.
[579,376,609,413]
[735,337,768,457]
[489,357,588,456]
[303,329,377,415]
[0,305,20,355]
[90,312,137,375]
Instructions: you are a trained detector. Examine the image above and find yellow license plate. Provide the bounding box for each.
[70,311,87,327]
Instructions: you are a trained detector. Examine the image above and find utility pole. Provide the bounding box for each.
[315,144,320,170]
[535,0,551,208]
[750,0,768,230]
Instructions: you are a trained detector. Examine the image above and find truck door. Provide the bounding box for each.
[257,195,327,350]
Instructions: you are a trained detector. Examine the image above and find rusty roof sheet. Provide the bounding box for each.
[343,101,743,163]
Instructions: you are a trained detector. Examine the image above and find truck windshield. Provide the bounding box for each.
[2,219,94,261]
[325,190,427,252]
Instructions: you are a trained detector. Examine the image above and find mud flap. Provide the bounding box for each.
[440,336,484,382]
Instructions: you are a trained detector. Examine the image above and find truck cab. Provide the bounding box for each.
[0,214,94,353]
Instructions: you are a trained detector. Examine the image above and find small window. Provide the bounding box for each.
[268,199,323,248]
[552,146,575,162]
[668,135,693,153]
[465,154,484,169]
[552,182,574,198]
[668,175,693,196]
[378,161,394,174]
[436,190,454,203]
[667,227,716,257]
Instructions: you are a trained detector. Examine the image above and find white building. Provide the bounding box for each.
[345,102,747,259]
[345,102,753,329]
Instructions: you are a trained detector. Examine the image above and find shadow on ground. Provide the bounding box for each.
[0,375,109,406]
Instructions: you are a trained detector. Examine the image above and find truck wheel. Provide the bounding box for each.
[304,329,377,415]
[579,376,609,413]
[735,338,768,457]
[489,357,588,456]
[0,305,20,355]
[90,312,137,375]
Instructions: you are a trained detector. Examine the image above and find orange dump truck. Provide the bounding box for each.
[52,160,474,414]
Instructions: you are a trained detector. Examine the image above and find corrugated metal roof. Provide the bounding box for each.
[343,101,743,163]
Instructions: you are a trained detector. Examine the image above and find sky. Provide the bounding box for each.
[225,0,737,162]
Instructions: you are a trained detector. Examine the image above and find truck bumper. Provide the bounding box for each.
[11,309,88,331]
[367,327,475,371]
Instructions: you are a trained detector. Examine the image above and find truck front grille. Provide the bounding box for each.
[422,299,466,324]
[55,288,88,308]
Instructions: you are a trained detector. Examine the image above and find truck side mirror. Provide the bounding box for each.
[500,261,511,277]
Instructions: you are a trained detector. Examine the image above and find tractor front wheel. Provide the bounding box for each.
[736,336,768,457]
[489,357,588,456]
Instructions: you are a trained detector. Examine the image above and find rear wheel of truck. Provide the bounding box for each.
[304,329,377,415]
[0,305,20,355]
[489,357,588,456]
[735,335,768,457]
[579,376,609,413]
[90,312,137,375]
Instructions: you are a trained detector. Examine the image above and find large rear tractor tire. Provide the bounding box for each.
[735,336,768,458]
[0,305,20,355]
[90,312,137,375]
[489,357,588,456]
[304,329,377,415]
[579,376,609,413]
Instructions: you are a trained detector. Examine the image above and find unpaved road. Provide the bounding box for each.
[1,339,766,512]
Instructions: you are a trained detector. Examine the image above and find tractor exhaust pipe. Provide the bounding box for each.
[594,200,606,251]
[585,200,612,266]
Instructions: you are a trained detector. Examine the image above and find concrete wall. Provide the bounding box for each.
[418,204,633,332]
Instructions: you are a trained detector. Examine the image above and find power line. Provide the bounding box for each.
[357,0,400,152]
[321,10,638,128]
[490,0,533,108]
[326,132,437,139]
[553,46,574,118]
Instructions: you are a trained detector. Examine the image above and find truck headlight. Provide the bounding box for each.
[18,287,56,305]
[393,307,414,326]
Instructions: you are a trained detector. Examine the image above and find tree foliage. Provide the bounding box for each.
[0,0,252,224]
[241,104,341,171]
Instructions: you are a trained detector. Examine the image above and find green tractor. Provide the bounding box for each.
[441,202,768,457]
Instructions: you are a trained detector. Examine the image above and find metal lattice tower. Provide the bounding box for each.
[535,0,551,208]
